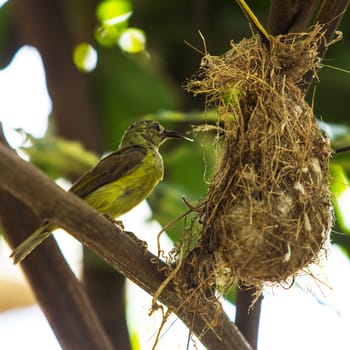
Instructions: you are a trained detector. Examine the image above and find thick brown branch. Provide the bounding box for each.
[11,0,103,152]
[268,1,349,94]
[0,124,114,349]
[235,288,262,350]
[0,192,114,350]
[268,0,320,35]
[11,0,129,345]
[0,144,251,350]
[300,0,350,92]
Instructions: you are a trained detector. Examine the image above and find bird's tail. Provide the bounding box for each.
[10,221,54,264]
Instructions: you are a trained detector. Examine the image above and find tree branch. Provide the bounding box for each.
[11,0,103,152]
[0,191,114,350]
[268,0,320,35]
[235,288,262,350]
[0,144,251,350]
[237,2,348,348]
[11,0,131,345]
[299,0,350,93]
[0,124,115,349]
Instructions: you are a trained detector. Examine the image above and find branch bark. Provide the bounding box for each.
[267,0,350,94]
[0,126,115,349]
[237,2,348,347]
[0,144,251,350]
[0,192,114,350]
[235,288,262,350]
[10,1,130,347]
[300,0,350,93]
[268,0,320,35]
[11,0,103,152]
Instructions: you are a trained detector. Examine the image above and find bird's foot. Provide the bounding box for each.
[124,231,148,253]
[103,215,125,230]
[113,220,125,231]
[103,215,147,252]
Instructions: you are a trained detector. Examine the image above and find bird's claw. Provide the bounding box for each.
[113,220,125,231]
[125,230,148,253]
[103,215,125,230]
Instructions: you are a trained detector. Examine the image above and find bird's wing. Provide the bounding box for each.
[69,145,147,199]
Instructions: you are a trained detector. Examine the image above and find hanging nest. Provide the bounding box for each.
[182,25,333,296]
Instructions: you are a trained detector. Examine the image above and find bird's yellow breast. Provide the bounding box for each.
[84,148,163,218]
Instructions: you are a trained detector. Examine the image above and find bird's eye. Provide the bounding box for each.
[154,123,161,132]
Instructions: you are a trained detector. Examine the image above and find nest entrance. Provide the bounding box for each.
[181,25,333,295]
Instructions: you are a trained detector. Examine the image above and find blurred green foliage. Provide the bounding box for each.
[21,134,99,180]
[330,164,350,232]
[95,0,146,53]
[73,42,98,72]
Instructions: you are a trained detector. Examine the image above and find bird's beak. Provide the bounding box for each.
[164,130,193,142]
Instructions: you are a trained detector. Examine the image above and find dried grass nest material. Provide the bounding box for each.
[186,25,333,289]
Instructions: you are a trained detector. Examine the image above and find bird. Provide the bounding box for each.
[11,120,192,264]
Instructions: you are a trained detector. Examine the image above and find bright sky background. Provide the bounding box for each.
[0,45,350,350]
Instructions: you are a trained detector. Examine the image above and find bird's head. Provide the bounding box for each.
[120,120,192,149]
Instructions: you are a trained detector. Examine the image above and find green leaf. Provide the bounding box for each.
[330,163,350,234]
[94,49,180,149]
[118,28,146,53]
[73,43,98,72]
[223,286,237,306]
[22,135,98,180]
[96,0,132,26]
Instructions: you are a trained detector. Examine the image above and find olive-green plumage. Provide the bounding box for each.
[11,120,190,264]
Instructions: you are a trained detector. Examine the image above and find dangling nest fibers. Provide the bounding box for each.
[185,25,333,292]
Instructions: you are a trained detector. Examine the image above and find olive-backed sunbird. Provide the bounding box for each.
[11,120,191,264]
